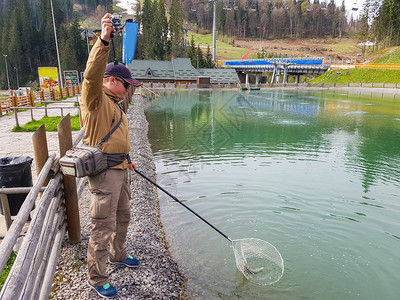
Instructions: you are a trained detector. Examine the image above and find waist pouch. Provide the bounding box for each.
[60,108,128,178]
[60,145,127,178]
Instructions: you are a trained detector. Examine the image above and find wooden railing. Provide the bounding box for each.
[0,116,85,299]
[0,84,81,116]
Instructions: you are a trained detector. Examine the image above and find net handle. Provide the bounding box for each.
[134,168,232,242]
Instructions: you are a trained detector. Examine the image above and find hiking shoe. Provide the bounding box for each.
[88,282,117,298]
[110,255,140,268]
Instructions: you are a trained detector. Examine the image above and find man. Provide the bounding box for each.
[79,13,141,298]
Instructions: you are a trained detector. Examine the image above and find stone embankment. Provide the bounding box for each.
[0,95,186,299]
[49,95,186,299]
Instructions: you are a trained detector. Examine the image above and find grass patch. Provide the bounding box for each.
[374,47,400,64]
[327,38,360,53]
[0,251,17,290]
[311,68,400,83]
[12,114,81,132]
[188,31,248,60]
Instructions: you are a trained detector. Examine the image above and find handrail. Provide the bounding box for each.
[0,153,56,274]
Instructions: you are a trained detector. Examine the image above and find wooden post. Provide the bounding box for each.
[65,86,70,98]
[12,94,18,107]
[29,90,34,120]
[50,88,56,101]
[40,90,45,104]
[60,86,64,99]
[28,90,34,107]
[0,194,12,230]
[32,124,50,190]
[14,108,19,127]
[57,114,81,244]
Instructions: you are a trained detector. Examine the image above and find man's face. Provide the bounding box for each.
[108,76,129,99]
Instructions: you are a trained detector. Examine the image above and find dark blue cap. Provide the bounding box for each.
[105,63,141,87]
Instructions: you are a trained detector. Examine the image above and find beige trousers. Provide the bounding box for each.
[87,168,131,286]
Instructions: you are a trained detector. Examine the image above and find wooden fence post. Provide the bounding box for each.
[40,90,45,104]
[32,124,50,190]
[50,88,56,101]
[57,114,81,244]
[28,90,34,107]
[14,108,19,127]
[0,194,12,230]
[12,94,18,107]
[28,90,35,120]
[65,86,70,98]
[44,97,48,117]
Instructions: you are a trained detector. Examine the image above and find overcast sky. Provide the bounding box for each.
[337,0,367,19]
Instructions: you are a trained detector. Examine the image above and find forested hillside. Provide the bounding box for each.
[0,0,111,89]
[184,0,349,39]
[0,0,399,89]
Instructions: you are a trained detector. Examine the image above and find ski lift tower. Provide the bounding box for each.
[211,0,217,62]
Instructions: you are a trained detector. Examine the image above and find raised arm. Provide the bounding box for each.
[80,13,114,111]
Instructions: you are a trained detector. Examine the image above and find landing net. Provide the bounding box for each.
[232,238,284,285]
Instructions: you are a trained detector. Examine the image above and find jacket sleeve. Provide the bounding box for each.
[80,38,110,111]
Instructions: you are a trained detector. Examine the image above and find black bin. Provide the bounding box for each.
[0,156,33,216]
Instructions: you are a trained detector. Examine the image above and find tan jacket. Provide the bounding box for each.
[79,38,130,170]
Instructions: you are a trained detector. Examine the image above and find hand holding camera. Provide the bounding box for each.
[100,13,113,41]
[110,14,123,36]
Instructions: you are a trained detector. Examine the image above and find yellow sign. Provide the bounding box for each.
[38,67,59,91]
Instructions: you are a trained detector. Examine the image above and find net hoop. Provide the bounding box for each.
[231,238,284,285]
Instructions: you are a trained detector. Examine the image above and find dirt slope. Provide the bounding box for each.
[234,36,363,61]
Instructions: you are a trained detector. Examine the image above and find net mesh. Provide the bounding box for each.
[232,238,284,285]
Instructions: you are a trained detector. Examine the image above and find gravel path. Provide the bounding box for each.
[49,96,186,299]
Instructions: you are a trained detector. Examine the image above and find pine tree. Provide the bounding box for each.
[169,0,184,58]
[186,35,196,65]
[1,6,12,89]
[60,26,76,74]
[205,44,214,68]
[195,45,205,68]
[60,14,87,72]
[152,0,168,60]
[19,0,37,77]
[8,2,23,88]
[39,0,58,66]
[134,1,144,59]
[141,0,154,59]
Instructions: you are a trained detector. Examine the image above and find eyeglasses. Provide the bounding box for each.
[114,77,130,89]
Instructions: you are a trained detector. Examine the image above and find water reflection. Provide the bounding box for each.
[146,90,400,191]
[145,90,400,300]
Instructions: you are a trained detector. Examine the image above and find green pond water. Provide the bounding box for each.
[144,90,400,300]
